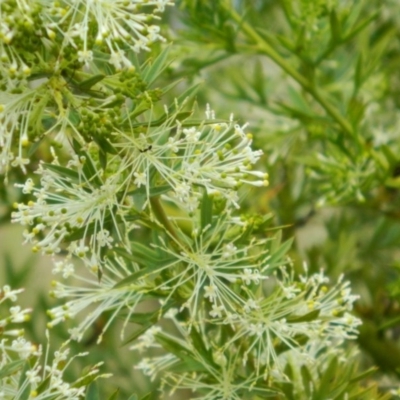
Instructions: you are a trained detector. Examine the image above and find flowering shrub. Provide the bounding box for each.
[1,0,400,399]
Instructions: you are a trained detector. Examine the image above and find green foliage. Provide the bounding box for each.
[1,0,400,399]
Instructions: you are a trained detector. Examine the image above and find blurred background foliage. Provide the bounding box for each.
[1,0,400,398]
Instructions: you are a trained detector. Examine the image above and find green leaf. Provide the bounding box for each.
[347,97,365,128]
[168,83,201,114]
[36,375,51,394]
[381,144,398,166]
[348,366,378,385]
[122,300,177,345]
[102,95,125,109]
[81,152,103,187]
[74,368,103,389]
[156,334,190,359]
[112,247,176,288]
[30,92,50,132]
[278,381,295,400]
[92,135,117,155]
[3,253,33,288]
[128,241,165,264]
[354,53,363,94]
[43,163,80,183]
[113,246,176,289]
[286,309,320,323]
[343,9,379,41]
[275,334,309,355]
[252,59,267,103]
[300,365,313,398]
[123,323,155,346]
[181,117,227,127]
[77,74,106,91]
[0,359,25,380]
[112,265,157,288]
[36,374,51,395]
[329,10,341,43]
[18,361,31,400]
[107,389,120,400]
[280,363,295,399]
[269,236,293,267]
[379,315,400,332]
[160,79,181,95]
[99,149,107,171]
[315,356,338,397]
[129,185,171,198]
[126,311,160,325]
[28,136,45,157]
[143,46,172,85]
[67,212,117,242]
[189,327,216,368]
[85,382,100,400]
[70,139,103,186]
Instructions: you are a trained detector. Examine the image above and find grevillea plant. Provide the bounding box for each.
[1,0,399,399]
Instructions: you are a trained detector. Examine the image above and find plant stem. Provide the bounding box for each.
[150,196,179,241]
[227,6,354,137]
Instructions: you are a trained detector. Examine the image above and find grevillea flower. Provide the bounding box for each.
[47,254,146,343]
[11,153,131,261]
[219,268,361,375]
[0,89,43,176]
[0,285,108,399]
[0,339,106,399]
[114,105,269,210]
[133,310,278,399]
[138,212,270,321]
[42,0,174,68]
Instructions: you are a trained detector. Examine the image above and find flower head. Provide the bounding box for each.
[47,254,145,343]
[11,154,130,261]
[43,0,174,68]
[145,212,270,321]
[115,105,268,210]
[220,268,361,375]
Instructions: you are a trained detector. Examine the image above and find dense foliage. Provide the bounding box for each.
[1,0,400,399]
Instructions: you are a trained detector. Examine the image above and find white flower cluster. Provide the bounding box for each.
[11,156,128,261]
[11,105,268,260]
[0,90,42,176]
[220,269,361,375]
[0,285,30,338]
[0,0,173,73]
[148,213,270,321]
[115,105,268,210]
[0,0,38,88]
[131,268,362,396]
[0,0,173,177]
[47,255,146,343]
[0,341,101,400]
[43,0,174,68]
[0,285,108,399]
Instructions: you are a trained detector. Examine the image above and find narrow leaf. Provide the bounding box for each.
[143,46,172,84]
[200,189,213,230]
[0,359,25,379]
[107,389,120,400]
[78,74,106,90]
[85,382,100,400]
[43,163,80,182]
[286,309,320,323]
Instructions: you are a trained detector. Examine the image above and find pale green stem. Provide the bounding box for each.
[150,196,179,242]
